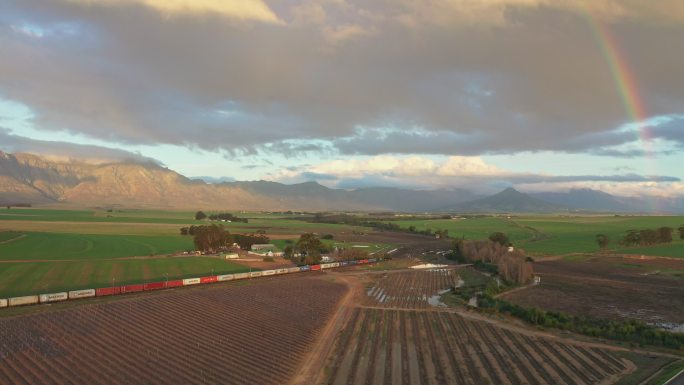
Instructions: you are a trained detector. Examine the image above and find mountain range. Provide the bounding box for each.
[0,151,681,213]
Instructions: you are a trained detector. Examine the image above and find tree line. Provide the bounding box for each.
[194,211,248,223]
[596,225,684,249]
[308,213,447,237]
[477,294,684,350]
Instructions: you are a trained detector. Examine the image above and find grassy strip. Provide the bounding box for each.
[0,231,24,243]
[648,360,684,385]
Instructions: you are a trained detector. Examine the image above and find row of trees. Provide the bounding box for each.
[451,238,534,284]
[181,224,269,252]
[194,211,248,223]
[621,227,675,247]
[477,294,684,350]
[597,225,684,249]
[308,214,443,237]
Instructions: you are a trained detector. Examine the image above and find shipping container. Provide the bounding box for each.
[349,260,358,265]
[9,295,39,306]
[217,274,235,282]
[200,276,218,284]
[331,262,340,268]
[249,271,263,278]
[166,280,184,288]
[233,273,250,280]
[310,264,321,271]
[300,265,311,271]
[276,268,289,274]
[121,284,144,294]
[0,299,7,308]
[262,270,276,276]
[368,258,377,263]
[69,289,96,299]
[321,263,333,269]
[96,287,121,297]
[143,282,166,291]
[340,261,349,266]
[39,292,68,303]
[183,278,201,286]
[359,259,369,264]
[288,267,301,273]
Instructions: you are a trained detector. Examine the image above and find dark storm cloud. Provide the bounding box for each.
[1,1,683,156]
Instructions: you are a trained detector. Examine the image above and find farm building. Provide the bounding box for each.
[251,244,277,251]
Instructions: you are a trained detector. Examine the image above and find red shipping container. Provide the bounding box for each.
[310,264,321,271]
[96,287,121,297]
[200,276,218,284]
[359,259,369,264]
[144,282,166,291]
[166,280,183,288]
[121,284,144,294]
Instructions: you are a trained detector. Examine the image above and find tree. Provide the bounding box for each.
[193,224,230,253]
[233,234,270,250]
[657,227,673,244]
[622,230,640,246]
[283,245,294,259]
[195,211,207,220]
[679,226,684,240]
[595,234,610,249]
[295,233,323,265]
[489,232,510,246]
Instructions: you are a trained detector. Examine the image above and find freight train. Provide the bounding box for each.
[0,258,378,309]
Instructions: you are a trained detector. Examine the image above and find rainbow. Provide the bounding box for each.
[586,15,664,212]
[586,15,653,155]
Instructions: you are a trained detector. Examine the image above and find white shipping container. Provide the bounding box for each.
[183,278,201,286]
[0,299,7,308]
[39,292,68,303]
[217,274,235,282]
[233,273,249,280]
[276,268,289,274]
[321,263,334,269]
[69,289,96,299]
[288,267,301,273]
[249,271,262,278]
[9,295,39,307]
[262,270,276,276]
[331,262,340,268]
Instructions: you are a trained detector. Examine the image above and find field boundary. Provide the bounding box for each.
[0,233,26,245]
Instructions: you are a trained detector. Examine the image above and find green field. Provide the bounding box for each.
[513,216,684,255]
[393,215,684,257]
[0,208,366,298]
[0,232,194,261]
[0,257,251,297]
[393,217,534,244]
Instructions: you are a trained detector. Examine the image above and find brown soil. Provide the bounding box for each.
[0,274,347,385]
[503,257,684,325]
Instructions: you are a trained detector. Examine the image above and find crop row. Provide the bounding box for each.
[364,269,459,309]
[325,308,628,385]
[0,274,347,385]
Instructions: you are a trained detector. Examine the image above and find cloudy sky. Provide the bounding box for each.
[1,0,683,196]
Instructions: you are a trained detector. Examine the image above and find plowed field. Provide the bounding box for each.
[363,269,459,309]
[324,308,631,385]
[0,274,347,385]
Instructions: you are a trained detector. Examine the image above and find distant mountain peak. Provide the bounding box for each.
[452,187,564,213]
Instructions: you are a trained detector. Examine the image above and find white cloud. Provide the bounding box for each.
[518,181,684,198]
[307,155,498,178]
[65,0,281,23]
